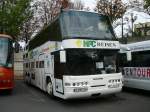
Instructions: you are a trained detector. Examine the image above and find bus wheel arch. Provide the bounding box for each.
[46,76,53,96]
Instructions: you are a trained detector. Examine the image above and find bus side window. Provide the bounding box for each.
[30,62,32,68]
[39,61,41,68]
[28,63,29,68]
[31,62,34,68]
[26,63,28,68]
[47,61,50,67]
[36,61,38,68]
[33,62,35,68]
[27,63,29,68]
[132,51,150,67]
[26,54,28,58]
[41,61,44,68]
[40,61,42,68]
[23,55,25,59]
[118,53,127,67]
[50,19,62,41]
[39,61,44,68]
[39,61,42,68]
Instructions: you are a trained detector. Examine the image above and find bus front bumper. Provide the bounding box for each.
[0,80,14,90]
[63,85,122,99]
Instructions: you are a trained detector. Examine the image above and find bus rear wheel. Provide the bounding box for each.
[47,80,53,96]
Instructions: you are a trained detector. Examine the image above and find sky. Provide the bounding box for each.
[114,9,150,38]
[71,0,96,10]
[71,0,144,11]
[82,0,96,10]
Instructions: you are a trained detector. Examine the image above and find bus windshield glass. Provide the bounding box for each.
[0,38,13,67]
[64,49,117,75]
[60,11,116,40]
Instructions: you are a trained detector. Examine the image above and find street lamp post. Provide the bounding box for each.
[131,13,134,37]
[131,13,137,37]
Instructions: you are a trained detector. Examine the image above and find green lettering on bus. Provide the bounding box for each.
[83,40,96,47]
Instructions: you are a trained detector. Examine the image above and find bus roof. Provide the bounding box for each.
[28,10,112,51]
[61,9,102,15]
[0,34,13,40]
[127,40,150,52]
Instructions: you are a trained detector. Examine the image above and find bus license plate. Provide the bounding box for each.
[108,84,120,88]
[74,88,88,92]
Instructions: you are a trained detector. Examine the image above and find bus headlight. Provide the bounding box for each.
[108,79,122,88]
[0,72,4,77]
[108,79,121,83]
[108,84,120,88]
[64,83,71,86]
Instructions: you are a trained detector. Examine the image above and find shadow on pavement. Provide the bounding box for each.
[53,93,126,107]
[0,90,13,96]
[123,87,150,97]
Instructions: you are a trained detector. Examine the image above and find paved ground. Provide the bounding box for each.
[0,80,150,112]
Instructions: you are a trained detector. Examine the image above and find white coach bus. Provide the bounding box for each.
[23,10,123,99]
[120,40,150,91]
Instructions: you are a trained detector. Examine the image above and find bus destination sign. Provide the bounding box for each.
[123,67,150,79]
[62,39,120,49]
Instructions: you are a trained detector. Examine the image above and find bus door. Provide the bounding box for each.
[38,54,45,90]
[52,51,65,94]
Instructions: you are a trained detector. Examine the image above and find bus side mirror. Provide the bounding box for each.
[126,51,132,61]
[60,51,66,63]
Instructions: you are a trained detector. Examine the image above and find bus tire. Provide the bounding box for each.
[46,79,53,96]
[6,89,13,94]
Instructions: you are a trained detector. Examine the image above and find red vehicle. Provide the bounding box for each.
[0,34,14,92]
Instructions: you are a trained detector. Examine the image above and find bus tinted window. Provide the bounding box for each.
[53,52,65,79]
[131,51,150,67]
[49,19,62,41]
[60,11,116,40]
[0,38,13,67]
[31,62,35,68]
[26,63,28,68]
[65,49,118,75]
[36,61,38,68]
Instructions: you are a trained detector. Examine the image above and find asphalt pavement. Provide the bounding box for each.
[0,80,150,112]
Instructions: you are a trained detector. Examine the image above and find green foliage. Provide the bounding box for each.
[144,0,150,8]
[95,0,126,22]
[0,0,33,39]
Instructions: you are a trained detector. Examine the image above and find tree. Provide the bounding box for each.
[144,0,150,14]
[32,0,52,28]
[95,0,127,22]
[144,0,150,8]
[33,0,71,26]
[18,0,71,43]
[0,0,33,39]
[19,16,40,43]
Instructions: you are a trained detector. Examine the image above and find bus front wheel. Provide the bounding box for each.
[46,80,53,96]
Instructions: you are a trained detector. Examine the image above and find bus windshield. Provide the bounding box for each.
[60,11,116,40]
[65,49,117,75]
[0,38,13,67]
